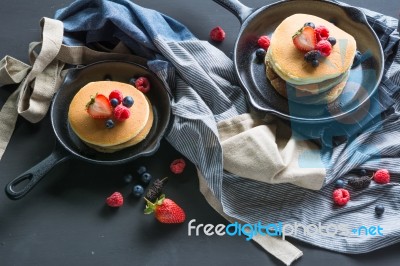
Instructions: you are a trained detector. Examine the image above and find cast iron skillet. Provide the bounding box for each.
[5,60,171,200]
[213,0,384,123]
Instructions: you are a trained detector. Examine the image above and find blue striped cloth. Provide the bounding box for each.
[55,0,400,253]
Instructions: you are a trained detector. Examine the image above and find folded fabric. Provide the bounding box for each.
[197,169,303,266]
[0,0,399,261]
[218,8,400,254]
[218,113,325,190]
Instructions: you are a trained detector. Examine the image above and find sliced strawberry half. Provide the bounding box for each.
[292,26,317,52]
[86,94,113,119]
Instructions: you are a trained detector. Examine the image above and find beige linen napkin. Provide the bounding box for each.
[217,112,326,190]
[0,17,142,161]
[198,170,303,266]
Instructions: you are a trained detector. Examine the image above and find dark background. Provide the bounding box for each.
[0,0,399,265]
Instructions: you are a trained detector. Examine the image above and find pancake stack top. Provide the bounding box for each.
[68,81,153,153]
[265,13,357,104]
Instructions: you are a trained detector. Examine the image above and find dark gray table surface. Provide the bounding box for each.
[0,0,399,265]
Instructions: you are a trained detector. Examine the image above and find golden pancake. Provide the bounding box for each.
[267,14,356,86]
[84,96,154,153]
[68,81,149,147]
[266,62,348,104]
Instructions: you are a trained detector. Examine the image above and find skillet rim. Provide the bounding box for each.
[232,0,384,123]
[50,60,171,165]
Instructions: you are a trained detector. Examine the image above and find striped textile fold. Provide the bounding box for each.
[162,8,400,253]
[55,0,400,253]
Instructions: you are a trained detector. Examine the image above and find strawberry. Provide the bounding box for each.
[144,194,186,224]
[292,26,316,52]
[86,94,113,119]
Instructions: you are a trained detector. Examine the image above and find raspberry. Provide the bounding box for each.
[257,35,271,50]
[109,90,123,104]
[210,26,226,42]
[373,169,390,184]
[106,192,124,207]
[135,77,151,94]
[170,158,186,174]
[113,105,130,121]
[316,40,332,57]
[315,25,329,42]
[333,188,350,206]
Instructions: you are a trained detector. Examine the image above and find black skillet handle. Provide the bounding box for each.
[5,145,71,200]
[212,0,254,24]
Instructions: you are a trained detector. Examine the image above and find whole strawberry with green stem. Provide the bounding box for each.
[144,194,186,224]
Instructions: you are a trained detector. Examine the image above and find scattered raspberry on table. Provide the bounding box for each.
[106,192,124,207]
[333,188,350,206]
[373,169,390,184]
[210,26,226,42]
[170,158,186,174]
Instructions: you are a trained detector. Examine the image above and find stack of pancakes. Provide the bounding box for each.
[68,81,153,153]
[265,14,357,104]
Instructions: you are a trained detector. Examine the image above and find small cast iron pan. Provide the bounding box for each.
[213,0,384,123]
[5,60,171,200]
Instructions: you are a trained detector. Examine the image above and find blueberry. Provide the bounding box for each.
[128,77,137,86]
[104,75,112,81]
[137,166,147,175]
[304,22,315,28]
[327,37,336,46]
[352,51,362,68]
[123,174,133,184]
[105,119,115,129]
[141,172,152,184]
[375,205,385,216]
[122,96,134,108]
[311,59,319,67]
[360,169,367,176]
[304,50,321,62]
[255,48,266,61]
[132,184,144,197]
[335,179,345,188]
[110,98,119,107]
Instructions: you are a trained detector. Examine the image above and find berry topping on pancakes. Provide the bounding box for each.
[292,26,316,52]
[109,90,123,104]
[113,105,131,121]
[86,94,113,119]
[315,25,330,42]
[316,40,333,57]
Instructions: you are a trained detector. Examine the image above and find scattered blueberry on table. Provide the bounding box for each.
[132,184,145,197]
[375,205,385,216]
[335,179,345,188]
[141,172,153,184]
